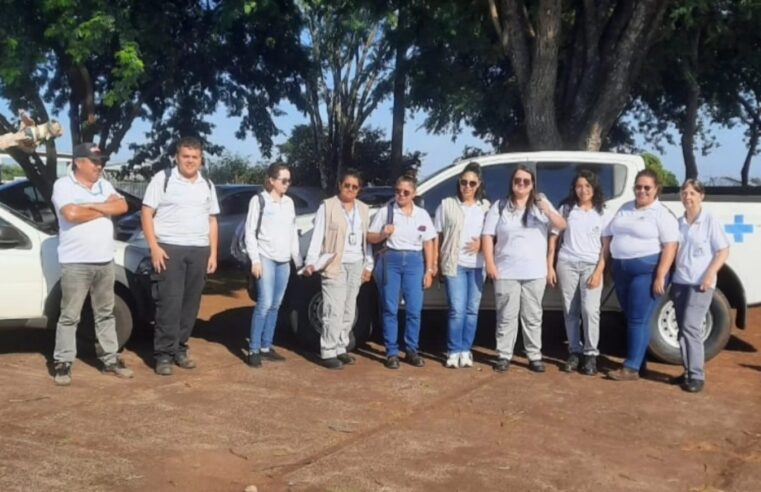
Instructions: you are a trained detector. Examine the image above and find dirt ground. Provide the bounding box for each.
[1,268,760,491]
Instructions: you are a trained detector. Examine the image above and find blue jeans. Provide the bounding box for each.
[374,250,424,357]
[249,256,291,352]
[444,266,484,355]
[612,253,668,371]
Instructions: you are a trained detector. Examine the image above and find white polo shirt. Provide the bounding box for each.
[482,200,557,280]
[369,203,436,251]
[434,201,486,268]
[552,204,612,265]
[604,200,679,260]
[673,210,730,287]
[52,173,118,264]
[142,167,220,247]
[245,192,299,263]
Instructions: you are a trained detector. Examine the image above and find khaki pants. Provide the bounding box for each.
[494,278,546,361]
[321,261,364,359]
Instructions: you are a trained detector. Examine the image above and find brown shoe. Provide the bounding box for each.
[607,367,639,381]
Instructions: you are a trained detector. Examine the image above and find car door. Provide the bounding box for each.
[0,215,45,320]
[217,189,258,262]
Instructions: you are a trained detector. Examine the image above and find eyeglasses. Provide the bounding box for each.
[459,179,478,188]
[635,185,652,191]
[341,183,360,191]
[513,177,532,187]
[394,188,412,197]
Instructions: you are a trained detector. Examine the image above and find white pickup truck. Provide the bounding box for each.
[0,202,154,351]
[278,151,760,364]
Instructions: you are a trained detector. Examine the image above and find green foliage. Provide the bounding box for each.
[0,163,26,182]
[279,124,422,186]
[641,153,679,187]
[206,153,267,185]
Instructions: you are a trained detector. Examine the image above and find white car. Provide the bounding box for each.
[284,152,761,363]
[0,202,154,350]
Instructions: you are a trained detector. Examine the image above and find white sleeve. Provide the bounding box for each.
[434,203,445,233]
[368,206,386,233]
[305,203,326,267]
[102,180,119,198]
[658,208,680,244]
[244,195,262,264]
[51,179,72,213]
[420,211,437,241]
[141,173,163,209]
[482,201,500,236]
[209,182,220,215]
[291,206,302,268]
[363,240,374,271]
[550,204,565,236]
[603,205,623,237]
[709,214,731,251]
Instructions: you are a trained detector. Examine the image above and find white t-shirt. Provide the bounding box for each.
[369,203,436,251]
[673,210,730,287]
[603,200,679,260]
[482,199,557,280]
[244,192,300,264]
[52,173,119,263]
[142,167,220,247]
[434,201,486,268]
[552,204,612,265]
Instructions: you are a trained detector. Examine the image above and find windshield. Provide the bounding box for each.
[0,201,56,233]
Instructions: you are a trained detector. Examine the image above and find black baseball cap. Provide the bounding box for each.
[72,142,107,162]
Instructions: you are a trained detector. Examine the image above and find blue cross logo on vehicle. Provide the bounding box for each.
[725,215,754,243]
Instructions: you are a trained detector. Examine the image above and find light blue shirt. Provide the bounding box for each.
[673,210,730,287]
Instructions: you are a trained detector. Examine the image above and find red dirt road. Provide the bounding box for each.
[1,275,760,491]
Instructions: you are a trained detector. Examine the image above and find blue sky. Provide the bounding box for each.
[4,98,758,183]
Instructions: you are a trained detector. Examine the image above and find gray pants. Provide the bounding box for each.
[54,262,118,365]
[672,283,713,381]
[556,259,602,356]
[494,278,546,361]
[321,261,364,359]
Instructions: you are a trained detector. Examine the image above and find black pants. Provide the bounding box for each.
[153,243,210,361]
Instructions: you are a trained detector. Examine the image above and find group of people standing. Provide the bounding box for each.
[49,138,730,395]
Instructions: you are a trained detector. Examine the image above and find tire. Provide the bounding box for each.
[287,274,375,353]
[76,291,135,355]
[648,289,732,364]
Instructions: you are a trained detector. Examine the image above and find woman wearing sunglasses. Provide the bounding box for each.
[482,165,567,373]
[303,169,373,370]
[244,163,302,368]
[547,170,611,376]
[670,179,729,393]
[433,162,491,368]
[367,174,437,369]
[602,168,679,381]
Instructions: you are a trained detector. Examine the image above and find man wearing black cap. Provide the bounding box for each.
[50,142,133,386]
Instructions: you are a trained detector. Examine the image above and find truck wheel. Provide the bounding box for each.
[287,275,373,353]
[76,291,135,355]
[648,289,732,364]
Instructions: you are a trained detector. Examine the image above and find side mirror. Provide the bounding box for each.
[0,223,28,249]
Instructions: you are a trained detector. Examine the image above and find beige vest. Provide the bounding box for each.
[321,196,370,278]
[439,197,491,277]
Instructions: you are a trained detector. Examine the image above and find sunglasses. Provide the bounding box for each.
[513,177,532,187]
[635,185,652,191]
[459,179,479,188]
[395,188,412,197]
[275,178,291,185]
[341,182,360,191]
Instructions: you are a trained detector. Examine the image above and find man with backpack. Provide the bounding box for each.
[141,136,220,376]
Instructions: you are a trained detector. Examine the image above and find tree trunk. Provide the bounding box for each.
[390,5,408,180]
[741,120,758,187]
[681,84,700,180]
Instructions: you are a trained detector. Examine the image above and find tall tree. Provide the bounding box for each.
[298,0,394,189]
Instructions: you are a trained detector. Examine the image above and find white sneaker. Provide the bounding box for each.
[446,353,460,368]
[459,352,473,368]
